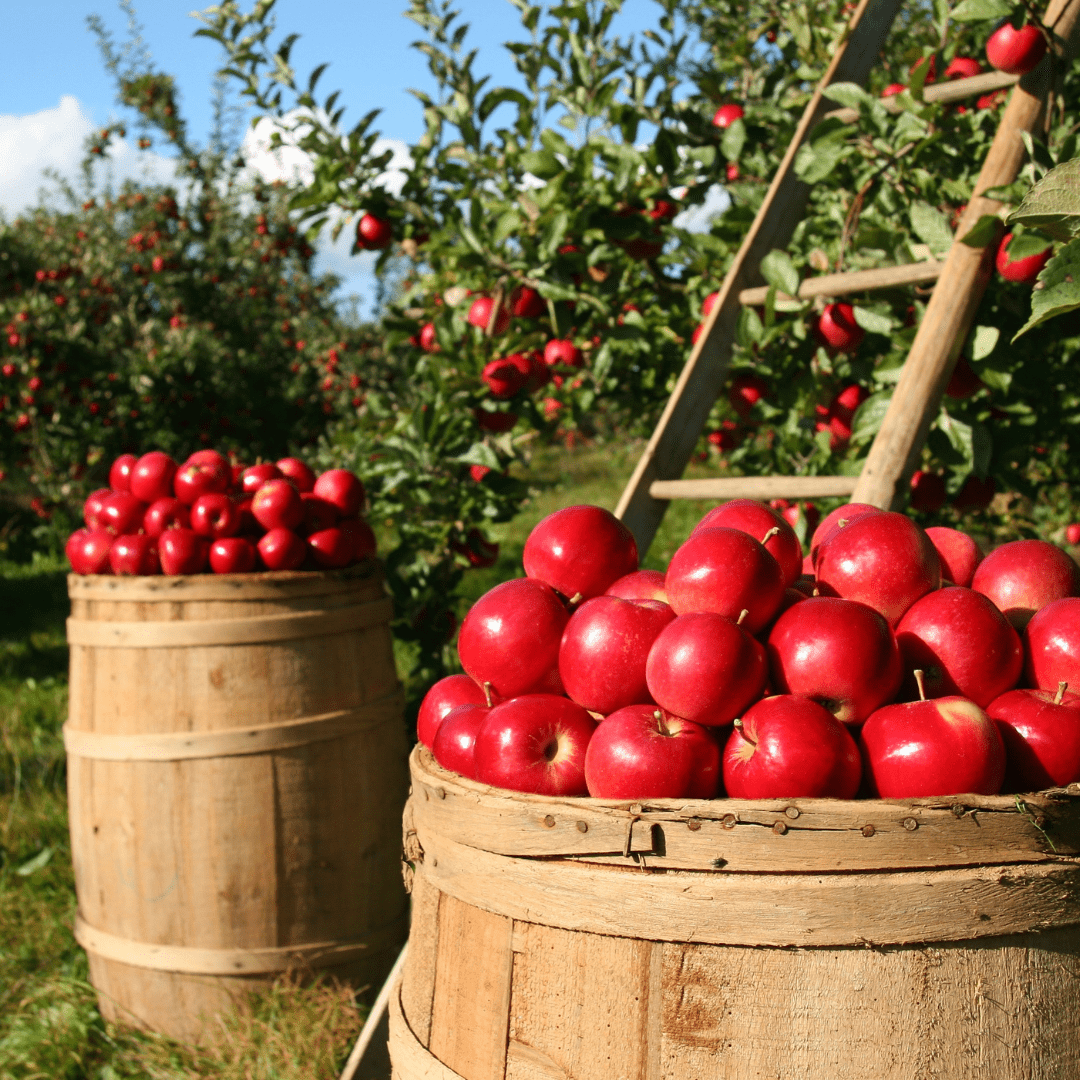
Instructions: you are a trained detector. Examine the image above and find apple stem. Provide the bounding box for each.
[914,669,927,702]
[733,717,756,746]
[568,592,584,607]
[736,608,749,626]
[837,518,849,529]
[1056,681,1069,705]
[653,709,670,736]
[482,681,494,708]
[761,526,780,545]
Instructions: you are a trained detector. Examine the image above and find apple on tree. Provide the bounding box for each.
[986,22,1047,76]
[996,232,1052,284]
[712,103,744,128]
[815,303,864,351]
[356,212,393,250]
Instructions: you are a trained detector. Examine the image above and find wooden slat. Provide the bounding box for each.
[613,0,904,555]
[738,260,942,306]
[826,69,1020,123]
[649,475,859,501]
[399,874,441,1048]
[853,0,1080,508]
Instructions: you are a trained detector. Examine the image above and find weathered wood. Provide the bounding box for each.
[853,0,1080,508]
[613,0,904,554]
[649,475,859,502]
[826,69,1020,123]
[66,569,409,1044]
[391,981,468,1080]
[400,871,442,1047]
[738,260,942,306]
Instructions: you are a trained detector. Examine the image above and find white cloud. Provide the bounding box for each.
[0,96,178,218]
[674,183,731,233]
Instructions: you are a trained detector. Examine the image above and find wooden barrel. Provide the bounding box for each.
[65,564,409,1044]
[392,745,1080,1079]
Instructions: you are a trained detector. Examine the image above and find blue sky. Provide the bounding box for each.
[1,1,680,309]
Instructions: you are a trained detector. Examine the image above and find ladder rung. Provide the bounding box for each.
[650,476,859,501]
[738,259,942,306]
[826,70,1019,123]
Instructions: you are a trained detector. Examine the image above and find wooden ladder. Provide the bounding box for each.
[615,0,1080,555]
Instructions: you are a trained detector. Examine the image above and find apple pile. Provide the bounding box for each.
[66,449,376,576]
[419,501,1080,802]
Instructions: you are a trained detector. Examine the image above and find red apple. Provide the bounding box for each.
[605,569,667,603]
[523,505,638,602]
[473,694,596,796]
[996,232,1051,284]
[143,497,190,537]
[252,479,305,531]
[815,511,941,626]
[1024,598,1080,693]
[944,56,982,79]
[946,357,983,398]
[584,706,720,799]
[276,457,316,493]
[432,703,490,779]
[209,536,257,574]
[66,528,114,574]
[482,354,530,398]
[257,528,307,571]
[109,534,160,576]
[186,449,230,474]
[190,493,241,539]
[767,597,902,723]
[952,474,995,510]
[83,487,112,528]
[987,685,1080,792]
[416,674,491,748]
[815,302,864,351]
[728,373,769,418]
[307,527,354,568]
[510,286,546,318]
[692,499,802,588]
[986,22,1047,76]
[174,458,231,505]
[418,322,439,353]
[300,493,338,534]
[723,695,861,799]
[971,539,1080,628]
[860,689,1005,797]
[109,453,137,492]
[356,212,393,250]
[130,451,177,503]
[475,408,518,433]
[646,611,767,726]
[99,492,147,536]
[558,596,675,715]
[810,502,882,562]
[881,82,906,97]
[909,470,946,512]
[458,577,569,699]
[313,469,365,517]
[236,496,257,534]
[241,463,283,495]
[1067,524,1080,546]
[340,517,377,561]
[543,339,583,368]
[467,296,510,335]
[712,103,744,128]
[664,527,784,633]
[895,586,1022,707]
[158,529,208,575]
[925,526,983,586]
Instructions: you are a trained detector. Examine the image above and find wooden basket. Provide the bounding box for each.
[393,744,1080,1079]
[65,563,409,1044]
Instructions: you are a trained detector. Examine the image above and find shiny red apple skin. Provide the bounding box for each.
[257,528,307,571]
[559,596,675,715]
[252,479,305,531]
[83,487,112,529]
[723,695,861,799]
[809,502,882,562]
[815,511,941,626]
[109,454,137,492]
[473,694,597,795]
[313,469,365,517]
[190,493,242,539]
[417,674,491,748]
[143,497,191,537]
[925,526,983,586]
[987,687,1080,791]
[859,696,1005,798]
[67,528,114,574]
[130,451,177,503]
[971,540,1080,629]
[187,449,230,473]
[895,586,1022,707]
[523,505,638,601]
[767,597,902,724]
[99,492,148,536]
[584,706,720,799]
[109,534,160,576]
[432,703,490,779]
[241,463,283,494]
[276,457,316,493]
[646,612,767,727]
[1024,597,1080,693]
[692,500,802,587]
[209,537,257,574]
[174,459,231,505]
[605,569,667,603]
[307,526,354,568]
[665,527,785,633]
[159,529,209,575]
[458,578,569,699]
[986,22,1047,75]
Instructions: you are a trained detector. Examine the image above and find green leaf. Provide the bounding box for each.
[1004,231,1052,259]
[519,150,562,179]
[736,307,764,346]
[950,0,1012,20]
[538,210,570,260]
[493,210,522,245]
[793,119,852,184]
[453,443,501,470]
[852,306,894,334]
[17,847,53,876]
[720,118,746,163]
[939,411,991,476]
[759,250,800,296]
[822,82,874,111]
[910,201,954,255]
[1013,236,1080,338]
[478,87,530,124]
[850,391,893,447]
[959,214,1003,247]
[968,324,1000,361]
